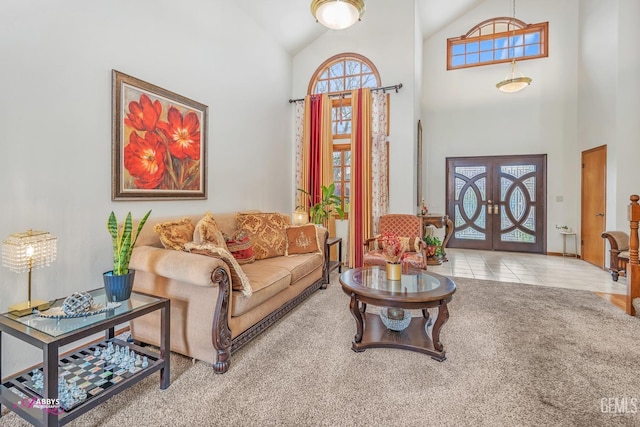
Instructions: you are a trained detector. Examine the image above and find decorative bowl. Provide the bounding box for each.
[379,307,411,331]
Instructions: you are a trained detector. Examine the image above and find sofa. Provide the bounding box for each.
[128,211,328,373]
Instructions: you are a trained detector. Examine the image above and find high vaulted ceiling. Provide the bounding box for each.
[236,0,485,55]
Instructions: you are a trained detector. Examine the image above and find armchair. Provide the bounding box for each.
[363,214,426,270]
[601,231,630,281]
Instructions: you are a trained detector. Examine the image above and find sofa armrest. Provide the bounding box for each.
[130,245,229,287]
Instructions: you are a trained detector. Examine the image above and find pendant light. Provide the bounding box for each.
[496,0,532,93]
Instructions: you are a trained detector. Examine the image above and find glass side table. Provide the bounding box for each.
[0,288,170,427]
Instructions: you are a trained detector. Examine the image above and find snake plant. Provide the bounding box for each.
[107,210,151,275]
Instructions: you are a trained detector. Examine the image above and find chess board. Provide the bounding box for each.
[21,339,157,412]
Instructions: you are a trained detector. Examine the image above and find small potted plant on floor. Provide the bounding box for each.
[104,210,151,302]
[423,235,442,261]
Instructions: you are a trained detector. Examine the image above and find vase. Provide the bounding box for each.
[103,269,135,302]
[379,307,411,331]
[385,262,402,281]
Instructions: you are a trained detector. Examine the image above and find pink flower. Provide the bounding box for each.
[378,232,404,264]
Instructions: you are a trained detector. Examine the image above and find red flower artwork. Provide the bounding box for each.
[124,94,162,131]
[158,107,201,160]
[122,93,202,191]
[123,132,167,189]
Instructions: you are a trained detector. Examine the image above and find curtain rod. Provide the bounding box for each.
[288,83,403,103]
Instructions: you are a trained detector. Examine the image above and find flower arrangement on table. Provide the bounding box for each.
[377,232,405,264]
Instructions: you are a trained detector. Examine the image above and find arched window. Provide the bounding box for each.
[447,18,548,70]
[307,53,381,216]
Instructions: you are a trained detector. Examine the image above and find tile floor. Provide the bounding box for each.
[427,248,627,295]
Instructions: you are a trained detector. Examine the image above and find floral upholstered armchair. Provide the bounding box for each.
[363,214,427,270]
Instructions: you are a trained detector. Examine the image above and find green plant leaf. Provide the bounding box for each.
[108,210,151,276]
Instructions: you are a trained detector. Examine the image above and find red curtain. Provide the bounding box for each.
[307,95,322,207]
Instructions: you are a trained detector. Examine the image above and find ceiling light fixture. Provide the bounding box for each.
[311,0,365,30]
[496,0,532,93]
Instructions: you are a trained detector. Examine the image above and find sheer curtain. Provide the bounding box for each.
[371,92,389,235]
[294,100,305,209]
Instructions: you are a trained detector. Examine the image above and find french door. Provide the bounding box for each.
[446,155,547,253]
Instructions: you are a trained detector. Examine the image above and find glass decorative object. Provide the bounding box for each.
[379,307,411,331]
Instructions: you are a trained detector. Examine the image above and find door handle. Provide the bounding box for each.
[486,200,493,215]
[596,213,605,217]
[493,204,499,215]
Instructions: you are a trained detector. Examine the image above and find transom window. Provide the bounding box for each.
[447,18,548,70]
[309,53,380,217]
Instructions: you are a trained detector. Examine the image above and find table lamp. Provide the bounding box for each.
[292,209,309,226]
[2,229,57,316]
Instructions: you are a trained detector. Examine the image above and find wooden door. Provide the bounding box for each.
[581,145,607,267]
[446,155,547,253]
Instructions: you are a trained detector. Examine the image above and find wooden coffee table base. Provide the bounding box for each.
[349,295,450,361]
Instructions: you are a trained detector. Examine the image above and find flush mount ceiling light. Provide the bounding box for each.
[311,0,365,30]
[496,0,532,93]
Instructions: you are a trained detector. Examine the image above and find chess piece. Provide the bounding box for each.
[142,356,148,369]
[94,347,101,357]
[135,355,142,367]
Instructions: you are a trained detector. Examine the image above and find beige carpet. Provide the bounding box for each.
[2,274,640,426]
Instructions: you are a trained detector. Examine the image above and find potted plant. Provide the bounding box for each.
[297,183,345,226]
[423,235,442,259]
[104,210,151,302]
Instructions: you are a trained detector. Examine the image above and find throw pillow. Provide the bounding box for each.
[236,213,290,260]
[183,242,252,296]
[224,230,255,265]
[194,212,227,249]
[285,224,321,256]
[378,236,422,253]
[154,218,195,251]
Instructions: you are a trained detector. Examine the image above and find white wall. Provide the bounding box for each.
[578,0,619,230]
[423,0,580,253]
[292,0,420,214]
[614,0,640,227]
[0,0,292,374]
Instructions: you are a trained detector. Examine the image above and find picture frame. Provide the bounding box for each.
[111,70,208,200]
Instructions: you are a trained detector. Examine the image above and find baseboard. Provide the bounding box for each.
[547,251,580,259]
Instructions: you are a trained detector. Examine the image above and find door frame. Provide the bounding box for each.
[446,154,547,254]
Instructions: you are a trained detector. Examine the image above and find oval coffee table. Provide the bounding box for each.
[339,266,456,361]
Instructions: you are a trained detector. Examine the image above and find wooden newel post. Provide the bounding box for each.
[627,195,640,316]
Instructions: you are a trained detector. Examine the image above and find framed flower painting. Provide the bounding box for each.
[112,70,208,200]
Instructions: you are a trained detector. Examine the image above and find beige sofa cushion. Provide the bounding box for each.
[236,213,290,260]
[231,264,291,316]
[250,253,323,283]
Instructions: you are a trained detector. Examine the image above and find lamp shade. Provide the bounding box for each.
[311,0,365,30]
[496,76,532,93]
[2,230,57,273]
[292,210,310,226]
[496,60,532,93]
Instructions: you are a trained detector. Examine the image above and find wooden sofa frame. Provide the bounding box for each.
[210,237,331,373]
